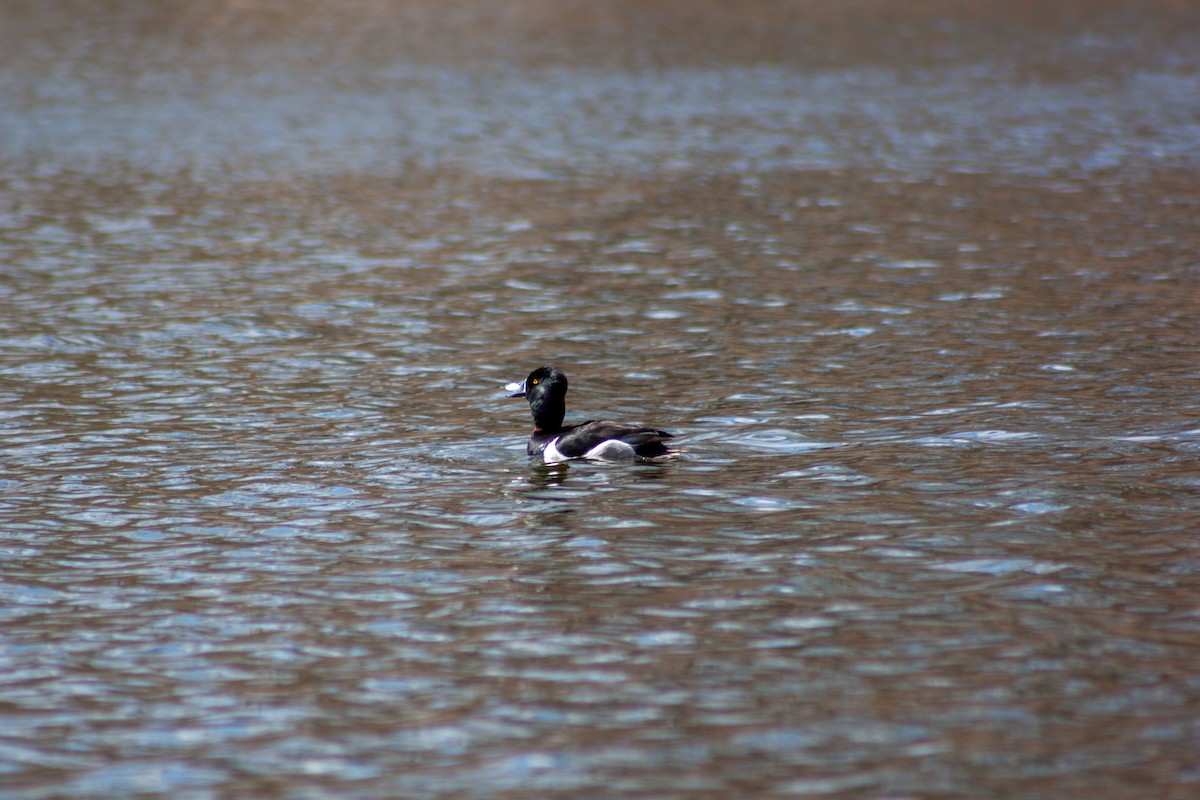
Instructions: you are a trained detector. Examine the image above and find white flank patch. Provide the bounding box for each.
[543,438,569,463]
[583,440,636,461]
[541,437,637,463]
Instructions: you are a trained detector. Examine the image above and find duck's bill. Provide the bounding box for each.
[505,381,526,398]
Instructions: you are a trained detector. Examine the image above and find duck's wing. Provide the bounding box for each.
[553,420,674,460]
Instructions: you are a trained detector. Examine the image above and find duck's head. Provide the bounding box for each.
[506,366,568,430]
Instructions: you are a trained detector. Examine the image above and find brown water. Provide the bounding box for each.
[3,2,1200,798]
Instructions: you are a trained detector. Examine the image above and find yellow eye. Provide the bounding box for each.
[531,379,539,385]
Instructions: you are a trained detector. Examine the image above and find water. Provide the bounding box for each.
[3,3,1200,798]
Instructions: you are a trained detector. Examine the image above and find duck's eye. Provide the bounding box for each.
[531,379,539,385]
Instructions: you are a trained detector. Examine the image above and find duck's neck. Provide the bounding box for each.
[530,396,565,432]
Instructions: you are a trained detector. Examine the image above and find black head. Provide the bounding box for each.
[505,366,568,431]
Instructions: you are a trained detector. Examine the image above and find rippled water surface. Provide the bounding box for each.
[3,3,1200,798]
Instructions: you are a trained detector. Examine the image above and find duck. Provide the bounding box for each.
[505,366,675,463]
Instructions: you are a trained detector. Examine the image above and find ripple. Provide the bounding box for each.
[944,429,1044,443]
[1010,501,1070,515]
[928,558,1065,575]
[723,429,844,453]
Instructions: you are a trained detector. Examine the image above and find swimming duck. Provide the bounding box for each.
[506,366,675,463]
